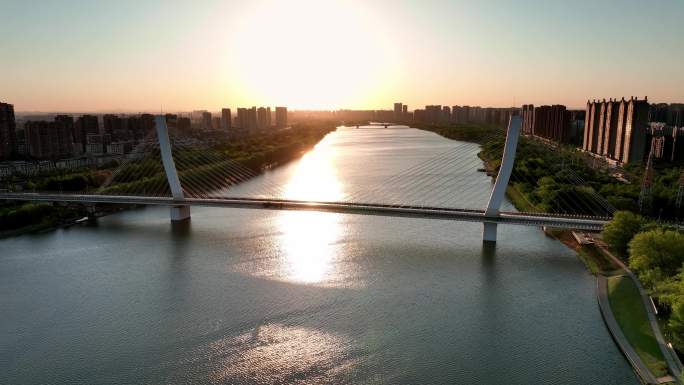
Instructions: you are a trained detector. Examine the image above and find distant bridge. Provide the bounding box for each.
[0,116,614,243]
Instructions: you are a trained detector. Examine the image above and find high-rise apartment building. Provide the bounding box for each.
[424,105,441,124]
[275,107,287,128]
[54,115,76,155]
[452,106,469,124]
[650,103,684,126]
[440,106,451,123]
[237,107,258,132]
[25,118,75,159]
[257,107,271,130]
[73,115,99,153]
[212,117,222,130]
[521,105,534,134]
[583,97,650,164]
[201,111,212,130]
[394,103,403,121]
[0,102,17,160]
[521,104,577,144]
[236,108,247,129]
[177,117,191,132]
[221,108,232,131]
[248,107,258,131]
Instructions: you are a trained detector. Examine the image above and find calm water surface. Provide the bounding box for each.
[1,127,638,384]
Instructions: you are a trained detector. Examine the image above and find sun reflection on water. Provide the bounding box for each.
[278,138,344,284]
[278,211,342,284]
[204,323,354,384]
[282,138,343,202]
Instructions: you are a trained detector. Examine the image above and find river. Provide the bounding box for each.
[0,126,638,384]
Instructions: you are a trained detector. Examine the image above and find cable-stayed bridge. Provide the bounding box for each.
[0,116,617,242]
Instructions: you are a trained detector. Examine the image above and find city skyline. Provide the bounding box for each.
[2,0,683,112]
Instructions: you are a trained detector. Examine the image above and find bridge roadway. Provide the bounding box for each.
[0,192,608,231]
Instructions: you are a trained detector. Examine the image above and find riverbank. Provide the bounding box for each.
[598,240,682,384]
[416,122,681,384]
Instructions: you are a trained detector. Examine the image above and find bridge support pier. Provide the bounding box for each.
[483,222,497,243]
[170,205,191,222]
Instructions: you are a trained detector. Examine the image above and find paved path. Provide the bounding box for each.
[595,242,684,383]
[597,274,659,385]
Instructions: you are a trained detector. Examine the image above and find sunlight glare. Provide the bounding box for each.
[278,211,342,284]
[276,136,345,284]
[282,137,343,202]
[227,0,398,109]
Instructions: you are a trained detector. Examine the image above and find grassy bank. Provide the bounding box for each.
[607,275,669,377]
[0,202,87,238]
[576,244,620,275]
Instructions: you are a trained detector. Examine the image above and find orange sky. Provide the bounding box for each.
[1,0,683,112]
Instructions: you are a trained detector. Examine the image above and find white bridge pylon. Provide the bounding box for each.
[483,115,522,243]
[155,116,191,222]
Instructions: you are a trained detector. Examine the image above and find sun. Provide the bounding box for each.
[226,0,398,109]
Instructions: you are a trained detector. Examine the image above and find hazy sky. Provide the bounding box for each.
[1,0,683,112]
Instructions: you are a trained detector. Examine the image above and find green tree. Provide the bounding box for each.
[628,229,684,278]
[602,211,646,258]
[669,299,684,347]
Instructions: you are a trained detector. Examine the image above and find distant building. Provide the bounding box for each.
[164,114,177,127]
[74,115,99,153]
[25,119,75,159]
[248,107,258,131]
[236,107,258,132]
[221,108,232,131]
[521,105,534,135]
[257,107,271,130]
[650,103,684,126]
[375,110,394,122]
[190,110,207,125]
[275,107,287,128]
[334,109,374,122]
[452,106,469,124]
[85,133,110,155]
[522,104,588,147]
[54,115,76,154]
[103,114,133,141]
[212,117,222,130]
[583,97,650,164]
[138,114,156,139]
[647,123,684,163]
[0,102,17,160]
[106,141,134,155]
[394,103,403,121]
[201,111,212,130]
[414,104,516,127]
[236,108,247,129]
[425,105,441,124]
[177,117,191,132]
[440,106,451,124]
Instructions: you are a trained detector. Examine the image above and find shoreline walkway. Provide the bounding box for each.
[589,235,683,384]
[597,274,660,384]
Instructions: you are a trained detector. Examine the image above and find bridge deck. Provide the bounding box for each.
[0,192,608,231]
